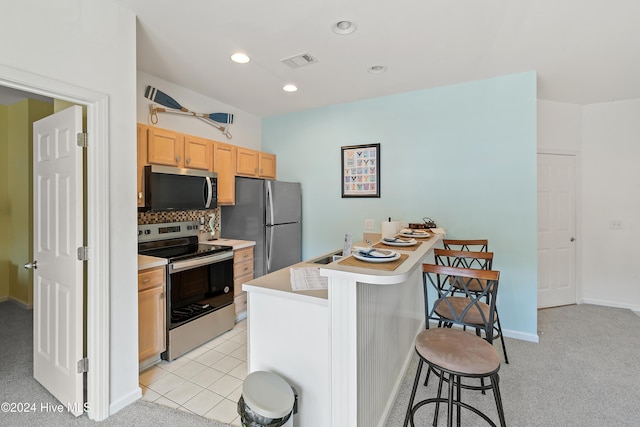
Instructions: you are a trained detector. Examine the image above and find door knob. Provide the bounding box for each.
[24,260,38,270]
[570,237,575,242]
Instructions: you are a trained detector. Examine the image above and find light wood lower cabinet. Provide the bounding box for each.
[233,246,254,317]
[138,266,166,362]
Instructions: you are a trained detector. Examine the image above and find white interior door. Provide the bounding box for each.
[31,105,84,416]
[537,153,577,308]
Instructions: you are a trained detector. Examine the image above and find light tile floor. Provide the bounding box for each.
[139,319,247,426]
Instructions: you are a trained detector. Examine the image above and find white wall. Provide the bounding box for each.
[137,71,262,149]
[537,100,582,153]
[537,99,640,312]
[0,0,139,416]
[581,99,640,311]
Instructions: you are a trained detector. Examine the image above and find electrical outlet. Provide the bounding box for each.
[609,219,624,229]
[364,219,375,230]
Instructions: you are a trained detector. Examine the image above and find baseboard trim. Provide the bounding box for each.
[502,328,539,343]
[235,310,247,322]
[109,387,142,416]
[8,297,33,310]
[428,320,540,343]
[579,299,640,313]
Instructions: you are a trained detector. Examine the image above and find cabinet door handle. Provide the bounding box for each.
[186,158,191,164]
[176,155,181,162]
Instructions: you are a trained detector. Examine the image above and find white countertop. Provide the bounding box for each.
[243,231,444,301]
[138,255,168,270]
[139,238,254,270]
[243,261,330,304]
[201,238,255,250]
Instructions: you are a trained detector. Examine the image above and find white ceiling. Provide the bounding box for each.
[111,0,640,117]
[7,1,640,117]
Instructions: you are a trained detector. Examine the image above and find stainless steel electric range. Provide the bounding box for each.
[138,220,235,361]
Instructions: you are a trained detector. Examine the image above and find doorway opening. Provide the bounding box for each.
[0,64,111,421]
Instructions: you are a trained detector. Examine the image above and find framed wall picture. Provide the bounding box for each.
[341,143,380,198]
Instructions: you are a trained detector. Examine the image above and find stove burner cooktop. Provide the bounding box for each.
[139,242,231,262]
[138,220,232,262]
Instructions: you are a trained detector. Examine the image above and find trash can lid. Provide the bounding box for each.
[242,371,295,419]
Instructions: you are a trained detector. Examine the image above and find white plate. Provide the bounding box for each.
[400,231,430,238]
[381,238,417,247]
[352,250,401,263]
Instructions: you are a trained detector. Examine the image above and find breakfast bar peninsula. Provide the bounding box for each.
[242,231,443,427]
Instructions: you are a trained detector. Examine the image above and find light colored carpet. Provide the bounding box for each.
[3,302,639,426]
[0,301,233,427]
[386,304,640,426]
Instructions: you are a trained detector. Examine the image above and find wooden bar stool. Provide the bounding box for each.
[404,264,507,427]
[434,248,509,364]
[442,239,489,252]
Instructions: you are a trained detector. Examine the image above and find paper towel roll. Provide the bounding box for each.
[382,221,402,238]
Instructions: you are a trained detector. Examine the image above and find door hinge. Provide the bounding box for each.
[77,132,88,148]
[77,246,89,261]
[77,358,89,374]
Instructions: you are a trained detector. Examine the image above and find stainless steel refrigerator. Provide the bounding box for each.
[220,177,302,277]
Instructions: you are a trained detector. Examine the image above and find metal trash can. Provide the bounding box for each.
[237,371,297,427]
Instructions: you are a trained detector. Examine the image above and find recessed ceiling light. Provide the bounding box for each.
[230,52,251,64]
[368,65,387,74]
[282,84,298,93]
[332,20,357,35]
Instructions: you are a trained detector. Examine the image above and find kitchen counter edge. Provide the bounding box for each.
[243,233,443,303]
[138,255,168,271]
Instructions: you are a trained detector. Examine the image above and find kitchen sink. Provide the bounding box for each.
[310,251,343,265]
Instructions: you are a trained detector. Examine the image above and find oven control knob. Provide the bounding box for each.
[224,286,230,294]
[144,230,151,235]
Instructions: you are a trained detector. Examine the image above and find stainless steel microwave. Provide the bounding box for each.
[142,165,217,211]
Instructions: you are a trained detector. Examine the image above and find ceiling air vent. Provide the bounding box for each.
[281,53,319,69]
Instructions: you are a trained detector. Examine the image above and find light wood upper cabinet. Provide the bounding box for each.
[213,142,236,205]
[138,266,166,362]
[147,127,184,167]
[236,147,259,176]
[259,152,277,179]
[184,134,212,171]
[236,147,277,179]
[138,124,276,207]
[137,124,149,207]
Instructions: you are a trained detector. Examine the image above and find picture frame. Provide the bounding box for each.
[341,143,380,198]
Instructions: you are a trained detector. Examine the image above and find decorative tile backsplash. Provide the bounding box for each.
[138,207,221,236]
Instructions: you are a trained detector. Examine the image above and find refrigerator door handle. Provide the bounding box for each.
[266,181,275,226]
[266,224,273,272]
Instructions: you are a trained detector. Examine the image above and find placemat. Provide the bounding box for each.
[338,253,409,271]
[373,240,424,252]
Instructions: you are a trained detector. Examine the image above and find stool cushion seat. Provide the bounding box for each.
[434,296,491,326]
[415,328,500,376]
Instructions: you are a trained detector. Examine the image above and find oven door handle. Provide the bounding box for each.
[170,251,233,273]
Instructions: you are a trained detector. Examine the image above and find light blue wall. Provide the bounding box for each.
[263,71,538,338]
